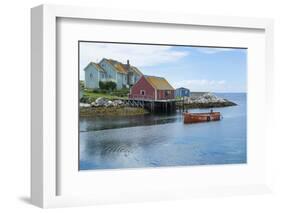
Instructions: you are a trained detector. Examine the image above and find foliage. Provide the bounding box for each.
[91,88,108,94]
[80,80,85,89]
[110,88,130,97]
[80,90,122,103]
[80,96,96,104]
[80,83,129,103]
[99,81,117,91]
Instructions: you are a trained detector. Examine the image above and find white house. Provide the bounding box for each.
[84,58,143,89]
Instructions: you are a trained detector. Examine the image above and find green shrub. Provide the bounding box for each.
[99,81,117,91]
[99,81,105,90]
[99,89,108,94]
[80,96,89,103]
[110,88,130,97]
[92,89,100,93]
[80,80,85,89]
[107,81,117,91]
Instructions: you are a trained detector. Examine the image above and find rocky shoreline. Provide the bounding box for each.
[80,97,125,108]
[80,93,236,117]
[179,93,237,109]
[80,97,149,117]
[80,106,149,117]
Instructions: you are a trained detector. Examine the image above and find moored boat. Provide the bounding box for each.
[183,111,221,124]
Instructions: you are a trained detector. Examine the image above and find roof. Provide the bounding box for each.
[106,59,128,74]
[84,62,106,72]
[104,58,143,75]
[176,87,190,91]
[130,66,143,76]
[144,75,175,90]
[92,63,106,72]
[85,58,143,75]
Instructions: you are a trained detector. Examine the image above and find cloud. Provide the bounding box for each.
[173,79,228,92]
[194,47,240,54]
[79,42,189,79]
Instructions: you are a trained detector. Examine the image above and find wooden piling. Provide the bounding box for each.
[125,98,180,113]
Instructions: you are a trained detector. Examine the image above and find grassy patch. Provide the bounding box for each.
[80,88,129,103]
[83,91,120,100]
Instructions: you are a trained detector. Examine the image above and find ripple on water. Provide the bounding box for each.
[80,93,247,170]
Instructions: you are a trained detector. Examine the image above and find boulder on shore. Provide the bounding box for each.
[94,97,108,106]
[185,93,227,104]
[80,103,91,108]
[89,97,124,107]
[181,92,237,108]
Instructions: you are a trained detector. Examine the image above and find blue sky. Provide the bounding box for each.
[80,42,247,93]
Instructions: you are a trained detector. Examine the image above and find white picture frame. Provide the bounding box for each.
[31,4,274,208]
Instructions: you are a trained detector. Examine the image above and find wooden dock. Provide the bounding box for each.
[123,98,180,113]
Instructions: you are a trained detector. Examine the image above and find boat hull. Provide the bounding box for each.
[183,112,221,124]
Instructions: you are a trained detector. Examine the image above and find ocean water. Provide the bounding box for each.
[79,93,247,170]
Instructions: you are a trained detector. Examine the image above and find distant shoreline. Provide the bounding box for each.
[179,101,237,109]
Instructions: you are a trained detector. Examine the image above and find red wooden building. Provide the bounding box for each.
[129,75,175,100]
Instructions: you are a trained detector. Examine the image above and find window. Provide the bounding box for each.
[165,90,171,97]
[140,90,145,95]
[90,73,93,79]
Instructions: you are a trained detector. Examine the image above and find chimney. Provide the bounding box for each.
[127,60,131,85]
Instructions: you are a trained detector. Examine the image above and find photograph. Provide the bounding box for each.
[79,41,247,170]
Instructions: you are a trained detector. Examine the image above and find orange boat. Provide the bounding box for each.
[183,111,221,124]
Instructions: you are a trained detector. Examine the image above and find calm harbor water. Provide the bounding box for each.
[79,93,247,170]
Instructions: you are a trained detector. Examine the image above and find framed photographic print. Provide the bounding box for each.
[31,4,274,208]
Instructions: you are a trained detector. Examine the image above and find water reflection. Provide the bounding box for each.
[80,93,247,170]
[80,112,182,132]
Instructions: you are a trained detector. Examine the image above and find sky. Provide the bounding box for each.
[79,42,247,93]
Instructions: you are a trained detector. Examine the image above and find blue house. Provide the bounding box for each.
[84,58,143,89]
[176,87,190,97]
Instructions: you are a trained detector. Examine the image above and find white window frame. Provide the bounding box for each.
[140,90,146,96]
